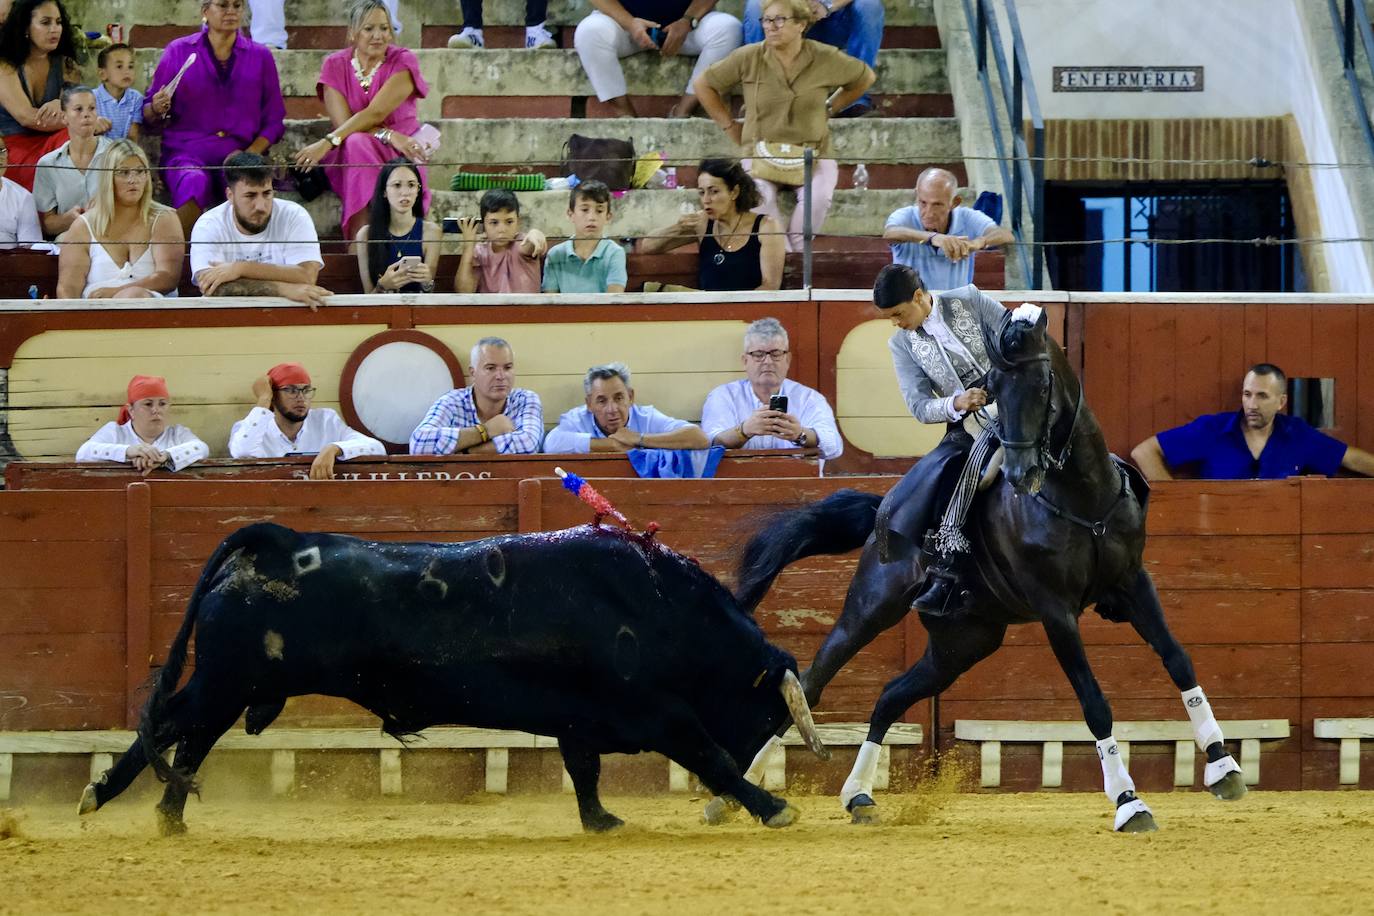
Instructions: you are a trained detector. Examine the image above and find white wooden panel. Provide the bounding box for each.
[484,748,509,794]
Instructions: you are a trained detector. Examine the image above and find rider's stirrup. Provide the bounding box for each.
[914,535,969,617]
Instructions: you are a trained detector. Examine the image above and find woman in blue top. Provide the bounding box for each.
[355,157,440,293]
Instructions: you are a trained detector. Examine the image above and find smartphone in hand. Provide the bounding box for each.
[769,394,788,413]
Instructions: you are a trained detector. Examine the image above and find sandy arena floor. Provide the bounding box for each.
[3,787,1372,915]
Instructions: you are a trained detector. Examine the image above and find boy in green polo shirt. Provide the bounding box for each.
[542,181,628,294]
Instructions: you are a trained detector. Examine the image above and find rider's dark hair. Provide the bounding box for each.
[1247,362,1286,388]
[873,263,925,311]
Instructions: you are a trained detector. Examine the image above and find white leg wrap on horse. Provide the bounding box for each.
[1181,686,1225,751]
[1096,737,1136,803]
[1204,754,1242,788]
[743,735,784,785]
[839,741,882,809]
[1114,797,1153,832]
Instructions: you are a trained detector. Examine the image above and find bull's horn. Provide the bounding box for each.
[780,670,829,761]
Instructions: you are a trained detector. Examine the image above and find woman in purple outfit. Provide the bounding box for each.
[141,0,285,235]
[292,0,430,240]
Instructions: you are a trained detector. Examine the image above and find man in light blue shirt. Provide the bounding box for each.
[544,362,709,453]
[883,167,1014,292]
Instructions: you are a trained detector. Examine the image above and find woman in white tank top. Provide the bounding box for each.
[56,138,185,299]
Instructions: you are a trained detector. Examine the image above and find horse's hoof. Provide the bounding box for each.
[155,809,187,837]
[581,812,624,834]
[78,783,98,816]
[846,793,879,826]
[763,804,799,828]
[1208,771,1247,801]
[701,795,740,826]
[1117,810,1158,833]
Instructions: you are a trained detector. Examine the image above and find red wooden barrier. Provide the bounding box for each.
[3,476,1374,789]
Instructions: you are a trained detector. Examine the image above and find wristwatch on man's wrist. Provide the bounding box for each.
[793,430,808,447]
[686,15,700,28]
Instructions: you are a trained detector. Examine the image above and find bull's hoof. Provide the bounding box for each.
[78,783,99,817]
[580,811,625,834]
[701,795,740,826]
[846,793,879,825]
[155,809,187,837]
[1208,771,1247,801]
[763,804,799,828]
[1117,810,1158,833]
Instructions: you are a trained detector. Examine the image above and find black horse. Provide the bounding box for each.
[723,308,1247,832]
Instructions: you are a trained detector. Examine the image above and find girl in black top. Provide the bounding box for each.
[639,157,784,291]
[354,157,441,293]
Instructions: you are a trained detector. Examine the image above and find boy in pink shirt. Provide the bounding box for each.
[454,188,547,293]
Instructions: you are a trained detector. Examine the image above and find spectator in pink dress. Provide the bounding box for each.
[141,0,286,236]
[292,0,431,240]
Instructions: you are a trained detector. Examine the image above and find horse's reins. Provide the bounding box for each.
[990,339,1127,538]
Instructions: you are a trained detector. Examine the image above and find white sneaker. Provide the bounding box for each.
[525,23,556,49]
[447,27,485,49]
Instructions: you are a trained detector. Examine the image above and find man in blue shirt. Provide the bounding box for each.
[883,167,1014,292]
[1131,363,1374,480]
[543,362,710,453]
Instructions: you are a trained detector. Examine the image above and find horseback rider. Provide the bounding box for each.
[872,263,1017,617]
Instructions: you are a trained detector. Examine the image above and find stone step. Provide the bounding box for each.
[269,116,963,187]
[293,186,919,242]
[73,0,935,34]
[121,49,946,119]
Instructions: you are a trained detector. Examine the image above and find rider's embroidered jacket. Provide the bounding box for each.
[887,284,1006,425]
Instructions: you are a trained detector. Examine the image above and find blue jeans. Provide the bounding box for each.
[743,0,884,111]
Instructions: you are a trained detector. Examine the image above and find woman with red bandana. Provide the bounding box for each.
[76,374,210,474]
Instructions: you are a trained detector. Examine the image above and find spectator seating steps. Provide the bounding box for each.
[265,117,963,192]
[2,242,991,297]
[290,187,924,242]
[1313,718,1374,786]
[119,48,948,119]
[69,0,934,48]
[953,719,1290,790]
[0,723,923,798]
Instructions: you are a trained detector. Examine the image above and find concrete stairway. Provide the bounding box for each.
[68,0,970,251]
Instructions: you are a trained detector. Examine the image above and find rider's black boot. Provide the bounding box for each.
[913,535,970,617]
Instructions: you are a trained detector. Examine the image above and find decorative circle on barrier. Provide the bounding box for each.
[339,330,464,452]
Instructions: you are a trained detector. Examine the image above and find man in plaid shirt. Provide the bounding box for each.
[409,337,544,454]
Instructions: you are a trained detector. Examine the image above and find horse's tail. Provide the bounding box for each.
[734,489,882,613]
[138,523,281,792]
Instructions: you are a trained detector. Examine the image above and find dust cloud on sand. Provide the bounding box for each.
[3,791,1372,914]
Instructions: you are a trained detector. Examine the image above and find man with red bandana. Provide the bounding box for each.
[76,374,209,474]
[228,362,385,480]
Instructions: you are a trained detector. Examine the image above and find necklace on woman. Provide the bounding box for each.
[352,52,383,91]
[714,211,750,252]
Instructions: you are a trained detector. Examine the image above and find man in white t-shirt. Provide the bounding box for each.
[0,137,42,249]
[190,152,331,307]
[228,361,385,479]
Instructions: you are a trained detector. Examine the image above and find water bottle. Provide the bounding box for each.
[853,163,869,191]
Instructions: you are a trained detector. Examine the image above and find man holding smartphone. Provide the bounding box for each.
[702,317,843,459]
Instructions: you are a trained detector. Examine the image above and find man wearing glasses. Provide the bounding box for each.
[228,362,384,479]
[701,317,843,459]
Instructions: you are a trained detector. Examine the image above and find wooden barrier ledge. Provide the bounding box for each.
[0,723,922,801]
[954,719,1290,789]
[2,449,824,490]
[1313,719,1374,786]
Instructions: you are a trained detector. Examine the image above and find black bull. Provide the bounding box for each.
[79,521,828,833]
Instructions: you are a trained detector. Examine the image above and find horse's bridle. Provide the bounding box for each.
[987,347,1084,474]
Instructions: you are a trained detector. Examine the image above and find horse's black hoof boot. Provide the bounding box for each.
[846,793,879,825]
